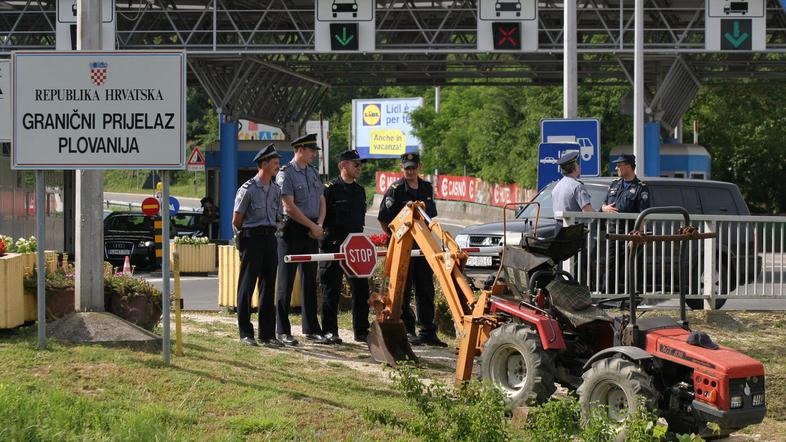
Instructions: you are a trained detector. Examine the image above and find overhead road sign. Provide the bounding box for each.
[537,142,582,191]
[477,0,538,52]
[56,0,115,50]
[352,97,423,159]
[11,51,186,170]
[540,118,600,177]
[705,0,765,51]
[187,146,206,171]
[0,60,10,142]
[315,0,375,52]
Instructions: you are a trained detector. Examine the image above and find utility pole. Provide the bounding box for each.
[74,0,106,311]
[564,0,577,118]
[634,0,646,174]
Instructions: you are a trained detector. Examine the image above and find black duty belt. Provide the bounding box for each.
[245,225,277,235]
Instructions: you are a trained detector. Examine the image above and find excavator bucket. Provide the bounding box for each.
[366,320,418,365]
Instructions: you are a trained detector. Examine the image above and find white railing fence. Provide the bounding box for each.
[556,211,786,306]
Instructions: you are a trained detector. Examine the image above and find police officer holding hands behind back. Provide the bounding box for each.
[233,144,283,347]
[600,154,651,293]
[319,150,370,344]
[551,151,594,222]
[377,152,447,347]
[276,133,327,346]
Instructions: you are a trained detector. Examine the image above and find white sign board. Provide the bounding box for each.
[705,0,766,51]
[305,119,330,175]
[314,0,375,52]
[237,120,286,140]
[0,60,10,142]
[477,0,538,51]
[352,97,422,159]
[58,0,115,23]
[12,51,186,170]
[56,0,115,50]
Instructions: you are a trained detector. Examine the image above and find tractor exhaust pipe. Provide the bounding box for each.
[366,320,418,366]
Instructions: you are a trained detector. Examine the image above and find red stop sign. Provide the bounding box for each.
[141,197,160,217]
[340,234,378,278]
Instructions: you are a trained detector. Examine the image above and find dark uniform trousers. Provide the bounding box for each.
[401,256,437,338]
[236,230,277,340]
[319,235,370,338]
[276,221,322,336]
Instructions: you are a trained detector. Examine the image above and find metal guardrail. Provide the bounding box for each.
[556,211,786,304]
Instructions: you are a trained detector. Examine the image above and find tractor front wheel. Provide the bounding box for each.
[577,356,658,424]
[480,324,556,409]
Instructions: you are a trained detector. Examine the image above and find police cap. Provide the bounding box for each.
[253,143,281,164]
[401,152,420,168]
[291,133,320,150]
[612,154,636,166]
[339,149,366,162]
[557,151,579,167]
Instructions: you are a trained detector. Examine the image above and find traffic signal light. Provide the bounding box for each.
[492,22,521,50]
[330,23,359,51]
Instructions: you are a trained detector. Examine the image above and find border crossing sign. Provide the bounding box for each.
[537,142,581,191]
[540,118,600,177]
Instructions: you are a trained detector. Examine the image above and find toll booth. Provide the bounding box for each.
[203,139,295,210]
[610,143,711,179]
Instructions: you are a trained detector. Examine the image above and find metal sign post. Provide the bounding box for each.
[35,171,46,349]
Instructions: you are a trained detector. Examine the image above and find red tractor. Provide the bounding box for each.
[369,204,766,436]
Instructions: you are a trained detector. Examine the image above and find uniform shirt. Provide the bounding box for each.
[323,177,366,240]
[233,175,282,228]
[377,177,438,226]
[552,175,592,220]
[276,159,324,220]
[603,177,651,213]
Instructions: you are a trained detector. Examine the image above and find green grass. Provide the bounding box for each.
[0,316,415,441]
[104,170,207,199]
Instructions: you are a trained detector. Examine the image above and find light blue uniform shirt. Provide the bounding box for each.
[276,160,324,220]
[552,175,592,221]
[233,175,282,228]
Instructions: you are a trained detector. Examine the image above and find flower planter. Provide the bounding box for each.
[106,291,163,331]
[21,251,61,322]
[44,287,75,321]
[217,245,302,309]
[170,242,217,274]
[0,253,25,329]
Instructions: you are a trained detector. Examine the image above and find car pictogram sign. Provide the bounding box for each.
[339,233,377,278]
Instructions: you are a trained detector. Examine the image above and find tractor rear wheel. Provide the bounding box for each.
[480,324,556,409]
[577,356,658,424]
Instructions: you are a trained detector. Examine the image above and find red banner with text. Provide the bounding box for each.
[376,171,535,206]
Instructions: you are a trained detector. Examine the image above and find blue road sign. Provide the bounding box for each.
[540,118,600,176]
[168,196,180,216]
[537,142,582,191]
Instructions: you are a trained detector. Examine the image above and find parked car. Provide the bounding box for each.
[455,177,761,309]
[103,211,202,269]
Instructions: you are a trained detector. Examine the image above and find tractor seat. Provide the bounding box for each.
[546,278,612,327]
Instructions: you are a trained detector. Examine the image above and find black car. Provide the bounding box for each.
[104,211,202,269]
[456,178,761,309]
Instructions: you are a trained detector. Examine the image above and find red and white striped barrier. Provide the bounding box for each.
[284,246,503,263]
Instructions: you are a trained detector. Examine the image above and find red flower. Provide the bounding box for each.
[0,238,5,257]
[368,233,390,247]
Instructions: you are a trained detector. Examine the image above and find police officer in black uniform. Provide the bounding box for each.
[233,144,282,347]
[276,133,327,346]
[600,154,651,293]
[377,152,447,347]
[320,150,370,344]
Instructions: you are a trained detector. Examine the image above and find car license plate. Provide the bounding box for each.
[108,249,131,256]
[466,256,493,267]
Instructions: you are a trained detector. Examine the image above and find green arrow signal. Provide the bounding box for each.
[723,20,749,48]
[334,26,355,46]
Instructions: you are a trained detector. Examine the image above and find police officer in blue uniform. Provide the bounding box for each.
[551,151,594,222]
[601,154,651,293]
[320,150,370,344]
[377,152,447,347]
[233,144,283,347]
[276,133,327,346]
[601,154,650,215]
